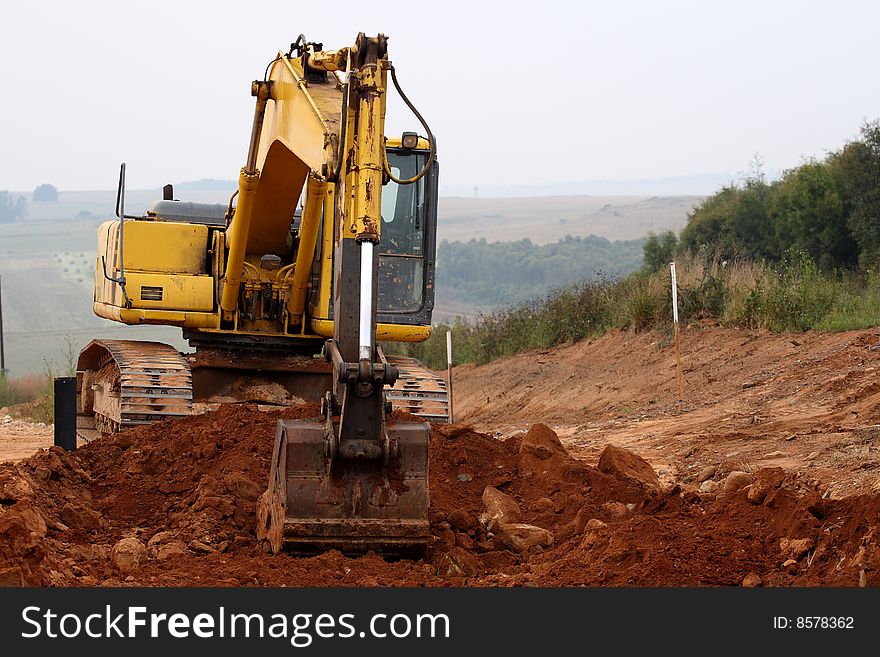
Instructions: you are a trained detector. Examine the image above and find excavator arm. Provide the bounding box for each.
[252,34,434,554]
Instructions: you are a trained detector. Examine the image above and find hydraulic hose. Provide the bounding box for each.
[384,65,436,185]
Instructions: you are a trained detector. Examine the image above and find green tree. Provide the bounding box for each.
[771,160,856,270]
[641,230,678,273]
[828,120,880,269]
[0,191,27,223]
[679,178,773,260]
[32,183,58,202]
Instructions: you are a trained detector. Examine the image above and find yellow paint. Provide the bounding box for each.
[287,176,328,325]
[121,221,209,274]
[124,272,214,311]
[310,318,431,342]
[93,302,219,328]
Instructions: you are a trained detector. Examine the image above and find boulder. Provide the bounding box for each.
[111,537,147,573]
[699,480,719,494]
[519,424,567,460]
[742,572,762,588]
[157,541,188,561]
[447,509,476,532]
[0,501,47,553]
[498,523,554,552]
[598,444,660,489]
[0,471,34,501]
[479,486,522,531]
[723,471,754,493]
[223,472,262,502]
[0,566,24,587]
[59,503,102,531]
[601,501,629,518]
[435,547,481,577]
[748,468,786,504]
[147,530,175,551]
[780,537,814,561]
[696,466,715,483]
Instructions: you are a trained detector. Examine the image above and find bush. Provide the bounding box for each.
[386,253,879,369]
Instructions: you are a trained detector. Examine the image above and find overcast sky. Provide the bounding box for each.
[1,0,879,195]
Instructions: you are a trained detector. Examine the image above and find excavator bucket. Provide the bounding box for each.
[257,419,430,555]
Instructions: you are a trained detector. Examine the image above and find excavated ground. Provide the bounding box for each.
[1,325,879,587]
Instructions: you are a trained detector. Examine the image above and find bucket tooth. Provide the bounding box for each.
[258,419,430,555]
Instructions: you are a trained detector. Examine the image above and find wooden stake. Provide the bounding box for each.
[670,262,684,401]
[446,330,454,423]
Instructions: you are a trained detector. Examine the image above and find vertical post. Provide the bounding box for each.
[446,329,454,423]
[670,262,684,402]
[53,376,76,451]
[0,273,6,375]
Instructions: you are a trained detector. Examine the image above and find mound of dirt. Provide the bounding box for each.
[1,404,878,587]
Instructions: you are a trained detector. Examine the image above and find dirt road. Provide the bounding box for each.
[0,415,53,463]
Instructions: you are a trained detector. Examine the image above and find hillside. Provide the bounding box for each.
[453,324,880,499]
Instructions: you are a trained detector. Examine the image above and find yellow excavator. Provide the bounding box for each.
[75,33,445,554]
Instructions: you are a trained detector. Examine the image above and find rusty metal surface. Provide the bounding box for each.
[384,355,450,422]
[259,418,430,555]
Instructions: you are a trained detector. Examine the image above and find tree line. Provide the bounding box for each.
[642,120,880,273]
[437,234,645,306]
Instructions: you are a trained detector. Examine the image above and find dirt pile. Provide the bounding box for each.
[1,405,878,587]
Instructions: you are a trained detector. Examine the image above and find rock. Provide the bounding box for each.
[435,547,481,577]
[59,503,102,531]
[435,424,476,439]
[780,537,814,561]
[188,540,215,553]
[111,538,147,573]
[585,518,607,531]
[871,477,880,495]
[573,507,592,533]
[0,501,47,553]
[696,466,715,483]
[455,532,475,551]
[0,473,34,501]
[723,471,754,493]
[435,529,456,551]
[806,451,820,461]
[742,572,762,587]
[479,486,522,531]
[699,480,719,493]
[498,523,554,552]
[157,541,187,561]
[457,473,473,483]
[447,509,476,531]
[601,501,629,518]
[762,450,785,459]
[0,566,25,587]
[222,473,262,502]
[783,559,799,574]
[749,467,786,504]
[519,424,567,460]
[746,484,766,504]
[147,530,176,550]
[598,444,660,489]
